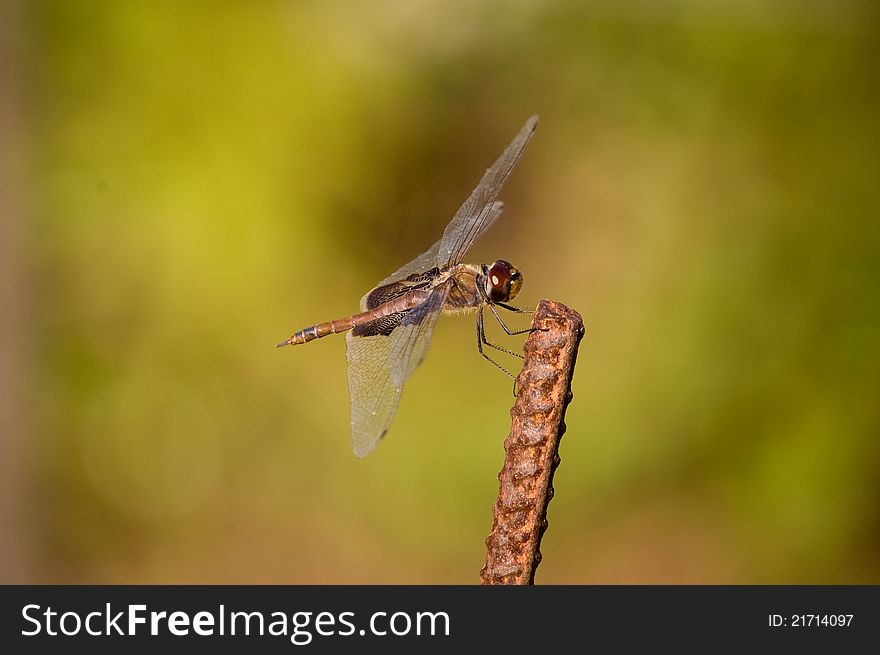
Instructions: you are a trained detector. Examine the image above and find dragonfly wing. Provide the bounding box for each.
[345,333,402,457]
[359,241,440,311]
[388,283,450,386]
[358,116,534,310]
[358,201,499,311]
[345,283,450,457]
[437,115,538,268]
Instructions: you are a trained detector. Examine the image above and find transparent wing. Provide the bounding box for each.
[358,201,504,311]
[359,241,440,311]
[345,283,450,457]
[361,200,504,312]
[437,115,538,268]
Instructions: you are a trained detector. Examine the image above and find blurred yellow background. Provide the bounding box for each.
[2,0,879,583]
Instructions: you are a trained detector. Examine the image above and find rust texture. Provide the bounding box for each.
[480,299,584,585]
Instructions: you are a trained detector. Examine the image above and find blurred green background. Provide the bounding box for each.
[1,0,879,583]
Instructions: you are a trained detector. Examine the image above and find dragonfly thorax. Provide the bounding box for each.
[483,260,523,303]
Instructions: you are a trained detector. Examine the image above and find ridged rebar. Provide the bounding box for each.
[480,299,584,585]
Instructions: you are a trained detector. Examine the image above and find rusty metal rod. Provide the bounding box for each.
[480,299,584,585]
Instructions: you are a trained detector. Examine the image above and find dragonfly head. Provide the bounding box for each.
[485,260,523,303]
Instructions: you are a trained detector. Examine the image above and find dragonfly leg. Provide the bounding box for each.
[482,305,527,359]
[494,301,550,333]
[496,302,537,315]
[476,309,517,379]
[487,303,536,339]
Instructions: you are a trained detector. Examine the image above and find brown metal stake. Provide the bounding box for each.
[480,299,584,585]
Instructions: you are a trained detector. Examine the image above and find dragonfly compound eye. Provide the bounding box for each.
[486,260,516,302]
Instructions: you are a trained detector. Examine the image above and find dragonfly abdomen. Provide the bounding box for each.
[289,317,354,345]
[277,290,428,348]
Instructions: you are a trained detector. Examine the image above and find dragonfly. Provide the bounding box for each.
[278,115,539,456]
